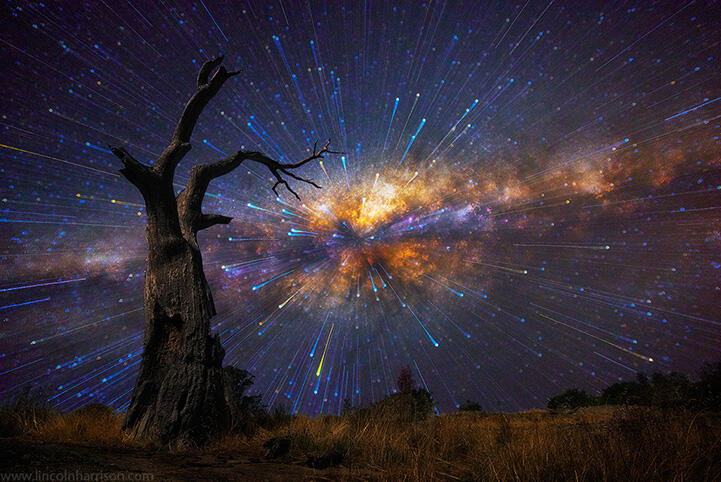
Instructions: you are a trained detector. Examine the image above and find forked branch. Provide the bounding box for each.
[279,139,342,169]
[155,56,241,180]
[256,139,341,199]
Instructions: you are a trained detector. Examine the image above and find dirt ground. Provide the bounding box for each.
[0,438,381,481]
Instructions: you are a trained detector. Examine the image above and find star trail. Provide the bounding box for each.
[1,1,720,416]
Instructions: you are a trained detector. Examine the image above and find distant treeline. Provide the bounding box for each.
[547,360,721,411]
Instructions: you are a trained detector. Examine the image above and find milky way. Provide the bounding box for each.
[2,1,720,415]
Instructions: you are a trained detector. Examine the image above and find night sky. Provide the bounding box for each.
[1,1,720,416]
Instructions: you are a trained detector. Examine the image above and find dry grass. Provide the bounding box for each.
[2,399,720,480]
[0,400,132,447]
[35,404,128,447]
[240,406,721,480]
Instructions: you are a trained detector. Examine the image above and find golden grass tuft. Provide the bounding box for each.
[1,400,130,447]
[35,403,128,446]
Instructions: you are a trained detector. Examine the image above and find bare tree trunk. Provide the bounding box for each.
[123,207,226,444]
[110,56,338,445]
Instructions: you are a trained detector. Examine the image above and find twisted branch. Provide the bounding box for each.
[278,139,342,169]
[265,139,341,199]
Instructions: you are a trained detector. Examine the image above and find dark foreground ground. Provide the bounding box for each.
[0,437,373,481]
[2,405,720,481]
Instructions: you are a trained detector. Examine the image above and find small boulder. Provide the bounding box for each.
[262,437,290,459]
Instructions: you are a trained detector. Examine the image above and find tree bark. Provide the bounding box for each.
[110,57,337,445]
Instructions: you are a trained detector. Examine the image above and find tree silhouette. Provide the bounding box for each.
[110,56,339,445]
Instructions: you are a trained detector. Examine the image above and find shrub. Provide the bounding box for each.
[358,389,435,423]
[259,403,294,430]
[600,376,651,406]
[223,366,268,435]
[649,372,694,408]
[598,371,698,408]
[547,388,596,411]
[223,366,295,435]
[458,400,484,412]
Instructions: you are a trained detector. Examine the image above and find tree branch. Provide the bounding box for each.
[198,213,233,231]
[109,145,157,194]
[155,56,241,181]
[253,139,341,199]
[278,139,342,169]
[178,140,338,240]
[242,143,337,200]
[197,56,225,87]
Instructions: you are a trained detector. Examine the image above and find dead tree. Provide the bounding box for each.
[110,56,338,445]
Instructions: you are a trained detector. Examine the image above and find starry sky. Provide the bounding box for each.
[1,1,720,415]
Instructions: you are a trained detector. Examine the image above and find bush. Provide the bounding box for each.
[599,373,651,406]
[259,404,294,431]
[458,400,484,412]
[223,366,266,434]
[649,372,694,408]
[598,372,697,408]
[547,389,596,411]
[357,389,435,423]
[223,366,295,435]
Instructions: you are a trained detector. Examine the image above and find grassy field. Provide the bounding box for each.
[2,398,720,480]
